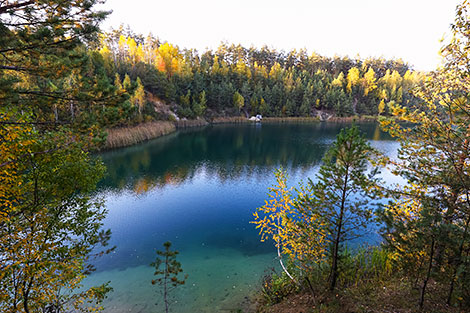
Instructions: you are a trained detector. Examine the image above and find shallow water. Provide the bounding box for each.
[83,122,400,312]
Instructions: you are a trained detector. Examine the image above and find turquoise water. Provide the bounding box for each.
[83,122,399,312]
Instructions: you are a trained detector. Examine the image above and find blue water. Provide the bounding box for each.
[82,122,400,312]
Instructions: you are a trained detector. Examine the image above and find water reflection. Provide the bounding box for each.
[99,122,392,196]
[85,122,397,313]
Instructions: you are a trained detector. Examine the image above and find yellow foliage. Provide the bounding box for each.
[378,99,386,115]
[346,67,360,93]
[332,72,345,88]
[363,67,377,96]
[252,169,327,273]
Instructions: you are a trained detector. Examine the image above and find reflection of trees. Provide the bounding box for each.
[97,123,390,194]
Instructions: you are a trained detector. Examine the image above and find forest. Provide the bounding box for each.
[0,0,470,312]
[94,28,421,124]
[0,19,423,131]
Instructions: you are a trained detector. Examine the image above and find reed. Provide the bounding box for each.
[104,121,176,150]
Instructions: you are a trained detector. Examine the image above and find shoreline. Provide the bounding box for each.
[102,115,379,150]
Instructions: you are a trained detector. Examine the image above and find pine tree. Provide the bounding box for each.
[151,242,187,313]
[379,2,470,307]
[233,91,245,113]
[301,126,380,290]
[0,2,119,311]
[192,90,207,117]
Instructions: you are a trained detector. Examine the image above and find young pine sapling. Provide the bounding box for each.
[151,241,187,313]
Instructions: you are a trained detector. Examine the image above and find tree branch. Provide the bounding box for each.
[0,139,75,169]
[0,1,35,14]
[0,65,29,71]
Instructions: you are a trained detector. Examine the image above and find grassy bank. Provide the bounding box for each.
[258,277,464,313]
[256,245,466,313]
[103,119,210,150]
[104,121,176,150]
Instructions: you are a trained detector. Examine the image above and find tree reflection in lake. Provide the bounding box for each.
[99,122,392,196]
[85,122,397,313]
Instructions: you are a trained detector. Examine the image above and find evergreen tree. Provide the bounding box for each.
[0,2,118,311]
[379,2,470,307]
[300,126,380,290]
[233,91,245,114]
[151,242,187,313]
[192,90,207,117]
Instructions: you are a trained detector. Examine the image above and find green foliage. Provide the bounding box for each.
[0,114,113,312]
[96,29,421,121]
[257,246,396,310]
[254,126,382,298]
[298,126,381,290]
[178,90,194,118]
[252,169,328,284]
[338,245,393,287]
[261,270,299,305]
[0,1,119,311]
[233,91,245,112]
[192,90,207,117]
[151,241,187,313]
[377,1,470,309]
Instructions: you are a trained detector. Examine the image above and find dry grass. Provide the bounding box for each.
[259,278,466,313]
[104,121,176,150]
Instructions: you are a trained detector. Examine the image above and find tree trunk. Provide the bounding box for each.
[164,254,169,313]
[447,214,470,304]
[22,278,33,313]
[305,276,317,305]
[419,237,435,309]
[413,256,425,288]
[277,215,296,283]
[70,101,74,121]
[54,104,58,123]
[330,167,349,291]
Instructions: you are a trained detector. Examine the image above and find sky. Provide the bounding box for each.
[99,0,462,71]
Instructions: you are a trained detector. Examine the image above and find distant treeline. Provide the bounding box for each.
[85,26,423,127]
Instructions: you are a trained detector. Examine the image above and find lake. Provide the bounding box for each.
[82,122,400,313]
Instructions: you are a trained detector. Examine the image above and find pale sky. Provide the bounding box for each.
[99,0,462,71]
